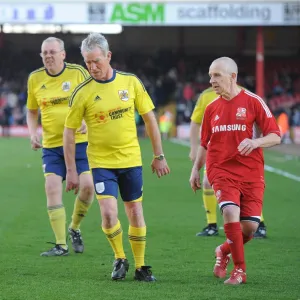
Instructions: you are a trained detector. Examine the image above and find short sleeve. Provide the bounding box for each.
[26,75,39,110]
[253,97,281,137]
[133,77,154,115]
[65,90,85,129]
[200,107,212,150]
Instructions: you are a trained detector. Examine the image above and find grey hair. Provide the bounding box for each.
[80,33,109,56]
[42,37,65,51]
[212,57,238,79]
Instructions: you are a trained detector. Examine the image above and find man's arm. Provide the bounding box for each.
[141,110,170,178]
[63,127,79,193]
[190,93,206,162]
[142,111,163,155]
[189,146,207,193]
[194,145,207,171]
[238,133,281,156]
[189,106,211,192]
[26,109,42,150]
[254,133,281,148]
[238,97,282,156]
[189,121,201,162]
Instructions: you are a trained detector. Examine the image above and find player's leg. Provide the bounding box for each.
[254,212,267,238]
[92,168,128,280]
[120,167,156,282]
[68,142,94,253]
[196,170,218,237]
[222,181,264,285]
[211,178,246,284]
[41,147,68,257]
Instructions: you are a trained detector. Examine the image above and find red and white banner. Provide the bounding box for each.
[0,125,42,137]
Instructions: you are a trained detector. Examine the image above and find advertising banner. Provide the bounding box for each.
[0,3,88,23]
[165,2,300,26]
[1,2,299,25]
[103,2,300,26]
[91,3,165,25]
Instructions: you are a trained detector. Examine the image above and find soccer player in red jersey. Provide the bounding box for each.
[189,57,281,285]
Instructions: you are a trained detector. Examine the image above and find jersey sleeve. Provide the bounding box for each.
[133,76,155,115]
[253,97,281,137]
[200,106,212,150]
[65,90,85,129]
[191,93,205,124]
[26,75,39,110]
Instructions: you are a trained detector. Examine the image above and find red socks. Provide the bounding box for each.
[222,222,246,271]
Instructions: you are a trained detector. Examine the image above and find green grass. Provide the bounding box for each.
[0,138,299,300]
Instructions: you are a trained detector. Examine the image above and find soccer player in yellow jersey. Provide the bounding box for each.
[64,33,170,282]
[26,37,95,256]
[190,87,267,238]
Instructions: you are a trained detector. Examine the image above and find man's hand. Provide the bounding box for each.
[30,135,42,150]
[238,138,259,156]
[66,170,79,194]
[77,121,87,134]
[151,159,170,178]
[189,167,201,193]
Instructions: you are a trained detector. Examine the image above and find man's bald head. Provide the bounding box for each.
[210,57,238,80]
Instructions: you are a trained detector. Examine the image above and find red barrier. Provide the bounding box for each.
[0,125,42,137]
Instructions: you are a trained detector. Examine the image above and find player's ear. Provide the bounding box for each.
[107,51,112,62]
[231,72,237,81]
[62,50,66,60]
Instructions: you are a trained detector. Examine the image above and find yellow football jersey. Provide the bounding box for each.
[65,70,155,169]
[27,63,90,148]
[190,88,218,124]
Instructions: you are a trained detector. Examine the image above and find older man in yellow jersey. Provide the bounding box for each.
[190,87,267,238]
[26,37,94,256]
[64,33,170,282]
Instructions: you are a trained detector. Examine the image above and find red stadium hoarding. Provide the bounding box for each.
[0,125,42,137]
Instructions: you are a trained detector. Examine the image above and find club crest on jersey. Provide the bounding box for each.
[118,90,129,101]
[62,81,71,92]
[236,107,246,120]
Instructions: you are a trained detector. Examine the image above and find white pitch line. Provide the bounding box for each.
[170,138,300,182]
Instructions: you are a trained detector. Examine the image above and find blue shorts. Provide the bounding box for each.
[92,167,143,202]
[42,142,90,180]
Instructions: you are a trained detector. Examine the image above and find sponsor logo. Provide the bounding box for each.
[41,97,69,108]
[95,106,132,123]
[212,124,246,133]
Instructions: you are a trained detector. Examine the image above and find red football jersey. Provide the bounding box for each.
[201,89,281,184]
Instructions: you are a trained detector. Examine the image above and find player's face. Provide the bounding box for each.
[41,41,65,72]
[82,48,112,81]
[209,63,232,95]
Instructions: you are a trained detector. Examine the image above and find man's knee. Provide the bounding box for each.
[79,174,94,200]
[126,202,144,219]
[99,198,118,224]
[241,221,258,236]
[222,205,240,223]
[45,176,61,197]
